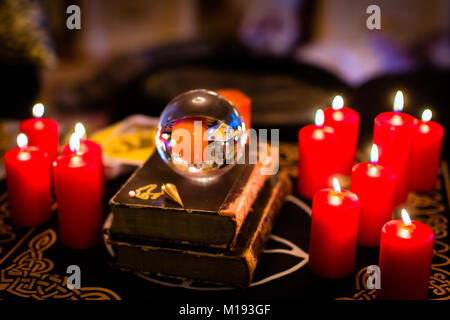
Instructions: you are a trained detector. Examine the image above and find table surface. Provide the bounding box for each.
[0,141,449,302]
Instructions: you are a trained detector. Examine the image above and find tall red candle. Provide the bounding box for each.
[4,134,52,227]
[351,144,396,246]
[53,134,103,249]
[377,209,434,300]
[309,178,360,278]
[409,109,444,192]
[19,103,59,161]
[298,109,338,199]
[324,95,360,175]
[373,91,415,205]
[61,123,105,194]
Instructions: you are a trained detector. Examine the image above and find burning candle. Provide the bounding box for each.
[324,95,360,175]
[19,103,59,161]
[377,209,434,300]
[351,144,396,246]
[61,123,105,194]
[4,134,52,227]
[298,109,338,199]
[373,91,415,205]
[308,178,360,278]
[53,134,103,249]
[409,109,444,192]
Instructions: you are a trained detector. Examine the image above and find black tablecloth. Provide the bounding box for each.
[0,142,449,304]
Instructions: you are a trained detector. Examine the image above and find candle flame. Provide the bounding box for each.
[333,177,341,194]
[69,133,81,153]
[370,144,379,164]
[17,133,28,149]
[331,95,344,110]
[32,103,45,118]
[422,109,432,122]
[401,209,412,227]
[393,90,404,112]
[315,109,324,127]
[74,122,86,139]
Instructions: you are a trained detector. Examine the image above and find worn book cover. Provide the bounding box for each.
[109,150,268,248]
[105,172,291,287]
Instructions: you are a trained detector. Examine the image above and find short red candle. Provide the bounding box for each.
[373,91,415,205]
[53,134,103,249]
[19,103,59,161]
[61,124,105,194]
[308,178,360,278]
[409,109,444,192]
[377,210,434,300]
[351,144,396,247]
[324,96,360,175]
[298,109,338,199]
[4,134,52,227]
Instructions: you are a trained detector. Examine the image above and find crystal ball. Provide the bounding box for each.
[156,89,246,180]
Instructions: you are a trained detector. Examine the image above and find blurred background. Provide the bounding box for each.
[0,0,449,157]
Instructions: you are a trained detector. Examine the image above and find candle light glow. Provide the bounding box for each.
[368,144,380,177]
[422,109,432,122]
[333,177,341,194]
[398,209,413,239]
[313,109,326,139]
[401,209,412,226]
[331,95,344,121]
[74,122,87,139]
[332,95,344,110]
[420,109,432,133]
[329,177,342,205]
[393,90,404,112]
[32,103,45,118]
[69,133,81,154]
[315,109,324,127]
[17,133,28,149]
[370,144,379,164]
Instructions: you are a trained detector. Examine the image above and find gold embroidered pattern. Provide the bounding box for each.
[279,142,298,178]
[0,227,121,300]
[0,194,121,300]
[0,193,15,257]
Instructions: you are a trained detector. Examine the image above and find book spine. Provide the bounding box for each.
[243,172,292,284]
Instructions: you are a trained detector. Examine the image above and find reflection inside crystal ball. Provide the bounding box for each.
[156,89,247,180]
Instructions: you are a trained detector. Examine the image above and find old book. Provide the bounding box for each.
[109,150,268,248]
[105,172,292,287]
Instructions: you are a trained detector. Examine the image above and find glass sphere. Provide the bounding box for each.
[156,89,246,180]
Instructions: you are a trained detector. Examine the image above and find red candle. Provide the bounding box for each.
[53,134,103,249]
[373,91,415,205]
[309,178,360,278]
[409,109,444,192]
[19,103,59,161]
[324,95,360,175]
[4,134,52,227]
[61,123,105,194]
[298,109,338,199]
[351,144,396,246]
[377,209,434,300]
